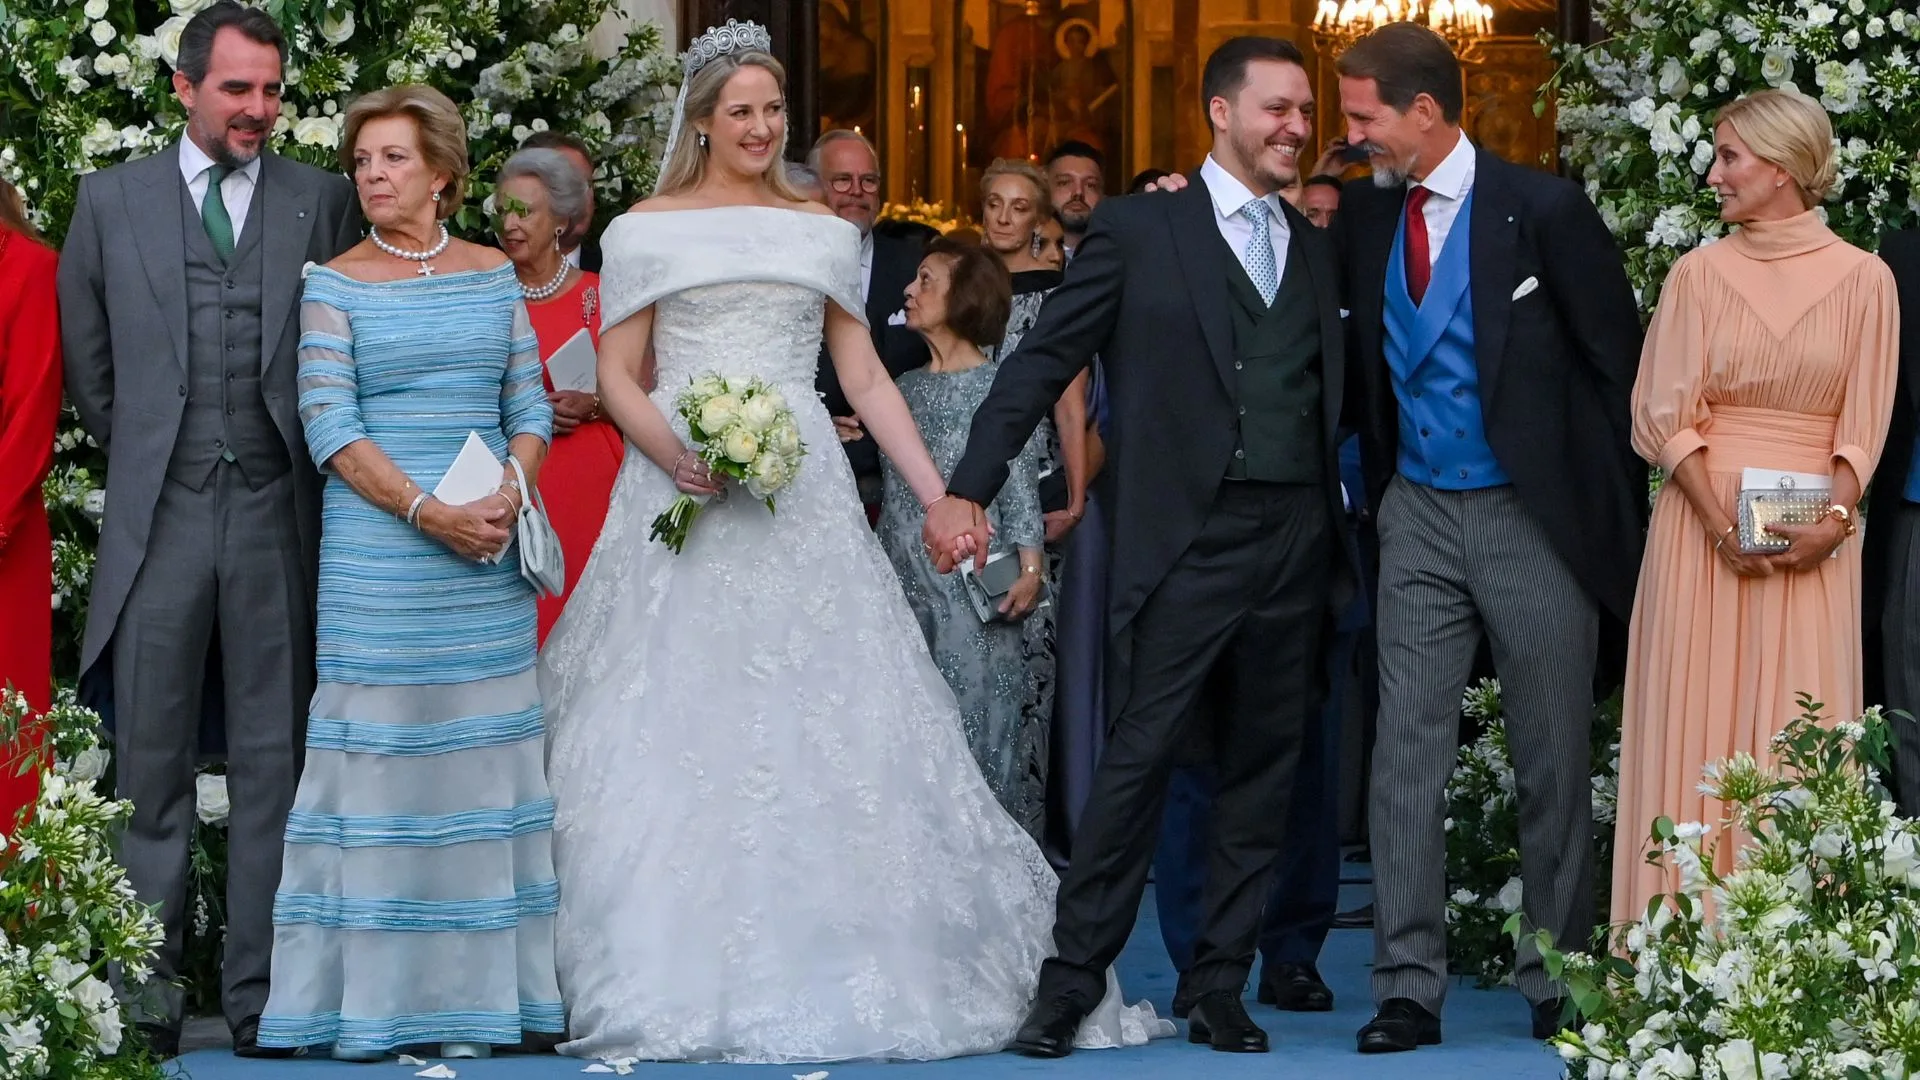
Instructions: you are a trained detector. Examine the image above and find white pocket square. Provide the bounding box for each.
[1511,276,1540,301]
[886,309,907,326]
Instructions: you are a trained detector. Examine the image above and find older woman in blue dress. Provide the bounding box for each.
[257,85,561,1062]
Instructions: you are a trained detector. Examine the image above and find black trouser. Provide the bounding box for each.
[1040,480,1332,1002]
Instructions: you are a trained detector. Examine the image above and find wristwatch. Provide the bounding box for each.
[1826,504,1858,537]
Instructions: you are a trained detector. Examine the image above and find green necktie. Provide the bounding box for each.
[201,163,235,262]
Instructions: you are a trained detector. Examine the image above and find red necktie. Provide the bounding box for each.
[1404,186,1432,306]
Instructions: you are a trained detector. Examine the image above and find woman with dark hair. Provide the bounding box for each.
[0,178,60,821]
[877,237,1048,834]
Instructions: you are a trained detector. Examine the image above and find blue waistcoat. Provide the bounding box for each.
[1384,189,1509,490]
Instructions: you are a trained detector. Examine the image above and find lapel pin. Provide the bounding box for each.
[1506,215,1514,223]
[298,211,307,218]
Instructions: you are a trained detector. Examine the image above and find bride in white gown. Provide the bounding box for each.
[538,23,1168,1064]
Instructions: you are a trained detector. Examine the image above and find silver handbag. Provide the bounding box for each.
[508,456,566,598]
[1737,468,1832,554]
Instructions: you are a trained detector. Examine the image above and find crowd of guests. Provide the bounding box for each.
[0,0,1913,1064]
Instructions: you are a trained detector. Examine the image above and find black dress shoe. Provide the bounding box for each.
[1531,997,1576,1040]
[1011,992,1093,1058]
[232,1016,301,1059]
[1357,998,1442,1054]
[1186,990,1269,1053]
[1332,902,1374,929]
[136,1022,181,1060]
[1257,961,1333,1011]
[1170,978,1199,1019]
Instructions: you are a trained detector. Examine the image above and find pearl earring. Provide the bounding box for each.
[432,190,441,202]
[554,229,564,252]
[698,132,710,151]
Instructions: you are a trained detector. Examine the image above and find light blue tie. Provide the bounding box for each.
[1239,198,1278,306]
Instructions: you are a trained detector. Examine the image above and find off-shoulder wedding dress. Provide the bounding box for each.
[538,206,1168,1063]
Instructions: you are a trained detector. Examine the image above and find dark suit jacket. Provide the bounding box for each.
[1334,146,1646,621]
[949,174,1349,714]
[818,228,931,479]
[1863,230,1920,703]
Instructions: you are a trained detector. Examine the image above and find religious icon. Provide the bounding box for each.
[818,0,879,139]
[979,1,1124,163]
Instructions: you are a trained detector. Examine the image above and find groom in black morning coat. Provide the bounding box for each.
[928,36,1348,1055]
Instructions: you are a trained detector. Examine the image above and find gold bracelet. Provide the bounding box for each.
[1713,522,1736,553]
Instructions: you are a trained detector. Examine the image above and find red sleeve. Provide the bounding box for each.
[0,239,63,543]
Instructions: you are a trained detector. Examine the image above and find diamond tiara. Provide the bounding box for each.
[682,18,774,79]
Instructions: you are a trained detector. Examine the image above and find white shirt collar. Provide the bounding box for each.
[1414,131,1475,201]
[178,137,262,187]
[1200,155,1286,226]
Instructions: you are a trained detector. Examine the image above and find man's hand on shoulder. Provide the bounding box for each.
[1143,173,1187,194]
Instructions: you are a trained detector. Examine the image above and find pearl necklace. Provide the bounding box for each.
[369,223,451,276]
[521,258,571,301]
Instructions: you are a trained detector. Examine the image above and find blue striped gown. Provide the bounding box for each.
[258,264,563,1053]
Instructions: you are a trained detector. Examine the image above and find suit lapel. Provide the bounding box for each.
[1169,173,1238,394]
[259,155,319,376]
[130,150,190,371]
[1468,151,1518,406]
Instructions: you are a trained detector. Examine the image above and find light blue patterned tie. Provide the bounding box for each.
[1239,198,1278,306]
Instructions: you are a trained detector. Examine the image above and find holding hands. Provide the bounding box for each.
[922,494,992,574]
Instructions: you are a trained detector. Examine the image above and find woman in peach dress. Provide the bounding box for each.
[1613,89,1899,926]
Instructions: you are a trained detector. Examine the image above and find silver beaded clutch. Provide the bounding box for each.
[1737,468,1832,554]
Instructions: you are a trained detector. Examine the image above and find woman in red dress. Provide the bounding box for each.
[0,178,61,819]
[495,150,625,643]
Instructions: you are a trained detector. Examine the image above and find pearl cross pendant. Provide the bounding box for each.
[417,263,436,277]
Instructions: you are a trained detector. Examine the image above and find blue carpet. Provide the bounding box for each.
[167,884,1558,1079]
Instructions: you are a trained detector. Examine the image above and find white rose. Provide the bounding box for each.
[1657,57,1690,98]
[722,428,760,464]
[767,422,800,456]
[318,9,354,45]
[78,118,120,158]
[511,124,532,143]
[195,771,229,825]
[1811,829,1847,860]
[90,19,116,47]
[292,116,340,150]
[1627,96,1657,129]
[1715,1041,1760,1080]
[554,22,581,43]
[92,52,116,76]
[737,394,780,433]
[1646,1047,1696,1078]
[155,15,190,67]
[1842,28,1860,48]
[1805,3,1836,27]
[531,118,549,133]
[1496,877,1524,913]
[698,393,741,433]
[84,0,109,16]
[749,451,791,493]
[445,52,462,70]
[89,1003,121,1054]
[1883,830,1919,880]
[1760,50,1793,87]
[1867,16,1885,37]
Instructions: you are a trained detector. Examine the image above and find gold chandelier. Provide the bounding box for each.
[1311,0,1496,61]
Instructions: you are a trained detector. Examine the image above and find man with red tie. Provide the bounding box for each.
[1327,24,1643,1054]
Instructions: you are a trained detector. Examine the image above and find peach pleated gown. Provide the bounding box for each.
[1613,211,1899,927]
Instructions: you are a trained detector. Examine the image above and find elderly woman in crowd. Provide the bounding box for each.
[495,147,623,642]
[257,85,561,1061]
[875,237,1049,837]
[1614,88,1898,924]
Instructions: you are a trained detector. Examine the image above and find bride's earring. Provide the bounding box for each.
[698,131,710,151]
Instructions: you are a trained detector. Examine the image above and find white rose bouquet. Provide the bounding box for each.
[649,374,806,553]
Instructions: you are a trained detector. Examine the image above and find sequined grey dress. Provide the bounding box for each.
[877,361,1049,838]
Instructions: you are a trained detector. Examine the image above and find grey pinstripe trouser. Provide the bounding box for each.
[1368,476,1597,1011]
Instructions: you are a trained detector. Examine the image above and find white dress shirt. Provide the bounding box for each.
[564,246,582,269]
[1408,132,1477,266]
[1200,154,1292,290]
[178,138,261,243]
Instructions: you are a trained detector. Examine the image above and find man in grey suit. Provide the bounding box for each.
[56,0,358,1059]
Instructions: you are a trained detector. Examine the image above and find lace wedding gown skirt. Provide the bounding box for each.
[538,208,1168,1063]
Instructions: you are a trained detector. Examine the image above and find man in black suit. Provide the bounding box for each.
[1864,230,1920,816]
[808,129,930,510]
[1329,24,1643,1053]
[927,36,1347,1056]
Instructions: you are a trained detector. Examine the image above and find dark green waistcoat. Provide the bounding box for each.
[1224,237,1323,483]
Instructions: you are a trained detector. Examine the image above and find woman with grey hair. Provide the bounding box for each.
[494,146,624,642]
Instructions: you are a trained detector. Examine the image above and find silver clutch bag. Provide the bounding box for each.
[1737,468,1831,554]
[508,455,566,598]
